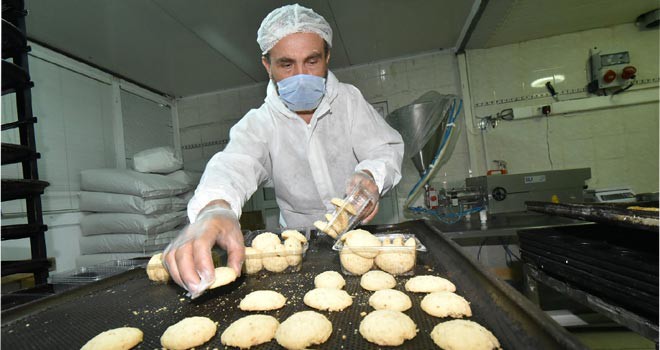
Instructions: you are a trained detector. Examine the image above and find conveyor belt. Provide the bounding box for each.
[1,220,586,349]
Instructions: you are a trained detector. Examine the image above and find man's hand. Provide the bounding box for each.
[345,170,380,223]
[162,200,245,298]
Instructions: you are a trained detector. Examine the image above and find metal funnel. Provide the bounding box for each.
[385,91,456,177]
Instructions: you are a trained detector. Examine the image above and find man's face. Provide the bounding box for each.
[262,32,330,83]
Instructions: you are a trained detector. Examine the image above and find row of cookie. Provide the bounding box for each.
[395,273,502,349]
[244,230,308,274]
[343,270,501,349]
[339,229,417,275]
[80,316,218,350]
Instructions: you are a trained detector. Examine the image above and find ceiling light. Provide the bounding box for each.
[531,74,565,88]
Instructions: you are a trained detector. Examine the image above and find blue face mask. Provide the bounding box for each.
[276,74,326,112]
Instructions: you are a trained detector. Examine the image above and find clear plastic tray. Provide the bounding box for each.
[332,233,426,276]
[48,259,144,284]
[243,228,310,274]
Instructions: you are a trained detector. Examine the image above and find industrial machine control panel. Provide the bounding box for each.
[466,168,592,214]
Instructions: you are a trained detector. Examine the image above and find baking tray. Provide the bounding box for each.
[526,201,659,232]
[1,220,586,349]
[519,223,659,320]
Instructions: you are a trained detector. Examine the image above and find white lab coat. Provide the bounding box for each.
[188,71,404,228]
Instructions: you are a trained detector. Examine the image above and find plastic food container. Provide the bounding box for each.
[332,233,426,276]
[242,228,311,274]
[314,184,374,239]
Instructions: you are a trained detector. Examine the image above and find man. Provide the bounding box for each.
[163,4,404,297]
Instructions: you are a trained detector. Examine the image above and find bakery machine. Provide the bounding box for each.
[465,168,591,215]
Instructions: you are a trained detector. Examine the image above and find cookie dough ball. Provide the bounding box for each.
[275,311,332,349]
[251,232,281,251]
[405,275,456,293]
[209,267,237,289]
[239,290,287,311]
[284,237,303,266]
[343,229,381,258]
[359,310,418,346]
[221,315,279,349]
[281,229,308,243]
[244,247,263,274]
[360,270,396,291]
[160,316,217,350]
[368,289,412,312]
[314,271,346,289]
[81,327,143,350]
[431,320,501,350]
[262,244,289,272]
[303,288,353,311]
[146,253,170,282]
[374,237,417,275]
[421,291,472,318]
[339,249,374,275]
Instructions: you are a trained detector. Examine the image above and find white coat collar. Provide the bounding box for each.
[265,70,340,121]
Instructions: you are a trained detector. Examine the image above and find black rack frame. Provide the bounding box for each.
[1,0,51,286]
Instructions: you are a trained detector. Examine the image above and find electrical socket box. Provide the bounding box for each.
[587,48,636,93]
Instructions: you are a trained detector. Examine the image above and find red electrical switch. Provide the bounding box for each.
[621,66,637,80]
[603,69,617,83]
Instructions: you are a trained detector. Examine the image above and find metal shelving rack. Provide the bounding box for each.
[1,0,51,287]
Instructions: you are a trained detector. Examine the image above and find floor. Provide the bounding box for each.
[570,329,656,350]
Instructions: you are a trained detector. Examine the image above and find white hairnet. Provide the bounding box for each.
[257,3,333,55]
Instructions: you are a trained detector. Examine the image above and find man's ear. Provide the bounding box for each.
[261,56,271,78]
[326,50,331,64]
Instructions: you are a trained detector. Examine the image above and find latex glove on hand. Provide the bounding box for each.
[162,201,245,299]
[345,170,380,224]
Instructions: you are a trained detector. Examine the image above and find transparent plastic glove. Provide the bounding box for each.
[162,203,245,299]
[345,170,380,223]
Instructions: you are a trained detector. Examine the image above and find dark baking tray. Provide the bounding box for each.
[519,223,659,320]
[1,220,586,349]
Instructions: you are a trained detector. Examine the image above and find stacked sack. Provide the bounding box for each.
[77,147,202,267]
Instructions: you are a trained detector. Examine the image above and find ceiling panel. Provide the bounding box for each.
[26,0,255,97]
[329,0,473,65]
[23,0,653,97]
[468,0,659,49]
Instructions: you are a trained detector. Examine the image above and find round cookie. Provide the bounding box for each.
[314,271,346,289]
[209,267,237,289]
[275,311,332,349]
[359,310,418,346]
[304,288,353,311]
[339,249,374,275]
[281,229,308,243]
[421,291,472,318]
[405,275,456,293]
[251,232,281,251]
[81,327,143,350]
[221,315,279,349]
[146,253,170,282]
[160,316,217,350]
[368,289,412,312]
[284,237,303,266]
[343,229,381,258]
[239,290,287,311]
[374,237,416,275]
[244,247,263,274]
[262,244,289,272]
[360,270,396,291]
[431,319,501,350]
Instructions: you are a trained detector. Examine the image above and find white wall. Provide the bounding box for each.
[1,43,176,272]
[463,23,659,194]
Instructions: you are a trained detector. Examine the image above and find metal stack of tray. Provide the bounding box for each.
[1,220,586,349]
